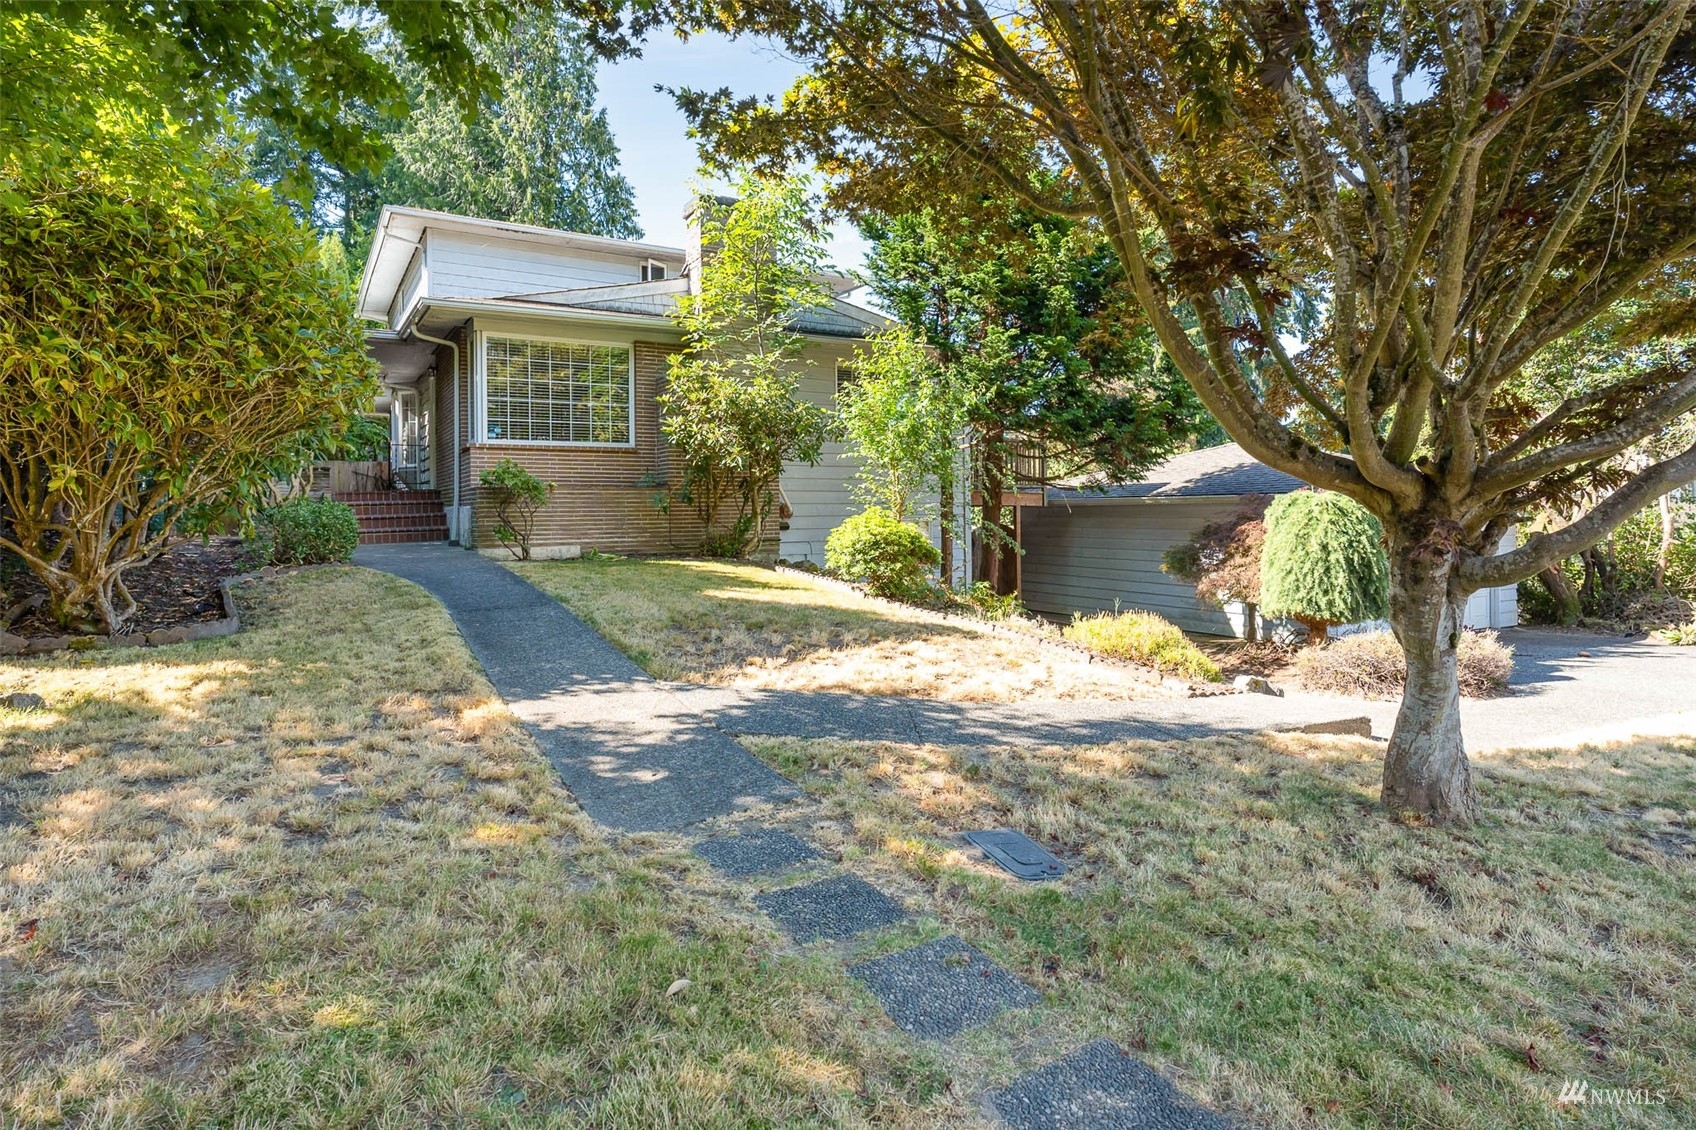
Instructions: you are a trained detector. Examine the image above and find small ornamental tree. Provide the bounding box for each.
[1162,493,1272,641]
[479,459,555,560]
[837,326,963,523]
[0,134,378,632]
[660,175,833,556]
[1260,492,1389,647]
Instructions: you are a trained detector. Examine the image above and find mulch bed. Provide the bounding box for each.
[3,538,247,640]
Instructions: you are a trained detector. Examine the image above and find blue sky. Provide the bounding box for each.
[597,31,873,274]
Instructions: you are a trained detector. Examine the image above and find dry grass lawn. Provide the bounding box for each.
[743,731,1696,1128]
[0,567,953,1128]
[510,556,1166,703]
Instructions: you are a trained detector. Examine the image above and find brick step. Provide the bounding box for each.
[334,490,444,505]
[358,529,450,545]
[355,515,450,533]
[343,502,447,518]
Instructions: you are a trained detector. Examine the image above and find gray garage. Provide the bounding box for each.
[1020,444,1518,637]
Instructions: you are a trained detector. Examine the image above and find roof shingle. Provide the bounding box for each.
[1048,443,1305,502]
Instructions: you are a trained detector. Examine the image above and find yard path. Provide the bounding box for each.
[354,544,799,832]
[366,546,1696,1127]
[355,546,1371,828]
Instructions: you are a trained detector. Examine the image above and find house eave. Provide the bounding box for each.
[400,296,687,339]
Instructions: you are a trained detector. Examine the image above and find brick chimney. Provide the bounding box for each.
[683,193,738,295]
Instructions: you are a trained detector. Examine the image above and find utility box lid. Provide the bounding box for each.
[964,828,1066,881]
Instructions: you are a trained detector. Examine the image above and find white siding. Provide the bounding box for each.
[778,343,864,565]
[389,250,426,330]
[1462,528,1519,629]
[426,230,644,299]
[1021,499,1243,634]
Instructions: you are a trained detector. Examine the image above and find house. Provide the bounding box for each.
[352,203,889,559]
[1019,443,1519,636]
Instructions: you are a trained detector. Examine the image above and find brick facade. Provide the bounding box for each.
[465,340,723,554]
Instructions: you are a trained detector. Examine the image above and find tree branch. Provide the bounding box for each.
[1461,438,1696,588]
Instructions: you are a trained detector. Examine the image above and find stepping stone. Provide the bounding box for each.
[848,935,1040,1039]
[694,827,821,877]
[964,828,1066,881]
[753,874,905,942]
[992,1038,1232,1129]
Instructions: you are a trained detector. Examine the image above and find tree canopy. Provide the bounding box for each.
[660,176,835,555]
[600,0,1696,822]
[3,2,507,176]
[862,207,1207,589]
[257,7,641,250]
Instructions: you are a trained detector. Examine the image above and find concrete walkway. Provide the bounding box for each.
[355,544,798,832]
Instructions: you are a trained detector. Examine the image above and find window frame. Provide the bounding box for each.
[475,330,637,450]
[834,359,860,400]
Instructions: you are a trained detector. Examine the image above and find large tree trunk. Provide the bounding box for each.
[1656,493,1674,590]
[1537,563,1582,625]
[1382,535,1482,824]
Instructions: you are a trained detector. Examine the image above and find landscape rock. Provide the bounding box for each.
[25,636,72,654]
[1234,674,1283,696]
[1280,716,1375,738]
[1,692,47,711]
[0,632,24,655]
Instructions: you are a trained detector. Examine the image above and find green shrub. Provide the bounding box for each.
[1657,620,1696,646]
[479,459,555,560]
[254,497,359,566]
[959,581,1023,621]
[1062,610,1222,682]
[1296,629,1515,698]
[825,507,941,598]
[1260,491,1389,643]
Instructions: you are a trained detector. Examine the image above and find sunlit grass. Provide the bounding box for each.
[510,556,1169,703]
[0,567,951,1128]
[744,731,1696,1128]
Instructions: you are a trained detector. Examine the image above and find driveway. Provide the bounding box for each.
[1282,628,1696,753]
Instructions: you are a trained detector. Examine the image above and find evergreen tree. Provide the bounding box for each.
[256,10,640,253]
[863,207,1207,592]
[370,12,641,242]
[1260,493,1390,646]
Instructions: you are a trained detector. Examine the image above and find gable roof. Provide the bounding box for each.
[1048,443,1306,503]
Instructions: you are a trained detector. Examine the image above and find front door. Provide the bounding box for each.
[392,389,430,489]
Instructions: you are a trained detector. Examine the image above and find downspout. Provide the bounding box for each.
[408,326,463,544]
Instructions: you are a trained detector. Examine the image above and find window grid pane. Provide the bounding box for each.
[485,337,631,444]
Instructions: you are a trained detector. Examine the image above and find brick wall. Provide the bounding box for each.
[465,340,723,554]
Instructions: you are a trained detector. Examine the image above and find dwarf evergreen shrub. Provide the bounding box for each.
[1260,491,1389,643]
[255,498,360,565]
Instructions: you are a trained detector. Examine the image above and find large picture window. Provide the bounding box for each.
[483,336,632,445]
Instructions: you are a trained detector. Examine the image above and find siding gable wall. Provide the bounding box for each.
[427,230,651,300]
